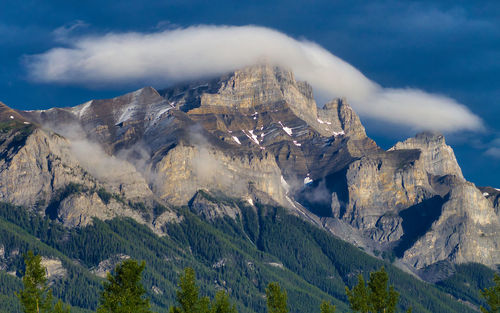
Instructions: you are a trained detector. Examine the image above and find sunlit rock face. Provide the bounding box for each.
[0,64,498,279]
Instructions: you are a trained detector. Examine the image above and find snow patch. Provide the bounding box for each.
[115,89,151,125]
[247,198,254,206]
[278,121,292,136]
[285,196,299,210]
[317,118,325,124]
[243,130,260,145]
[75,100,93,118]
[116,102,139,125]
[9,115,14,119]
[232,136,241,145]
[23,121,30,124]
[483,192,489,197]
[191,83,209,90]
[293,140,301,147]
[304,177,313,185]
[496,188,500,192]
[333,130,345,136]
[281,176,290,192]
[156,106,173,118]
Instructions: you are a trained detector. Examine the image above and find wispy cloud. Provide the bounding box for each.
[484,138,500,159]
[485,147,500,158]
[25,25,483,132]
[52,20,89,43]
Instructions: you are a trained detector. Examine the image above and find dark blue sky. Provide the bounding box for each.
[1,0,499,186]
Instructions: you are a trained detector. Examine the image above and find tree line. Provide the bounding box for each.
[15,251,500,313]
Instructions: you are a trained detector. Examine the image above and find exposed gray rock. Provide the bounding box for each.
[318,98,366,139]
[0,63,497,281]
[0,127,92,208]
[189,191,240,220]
[390,131,464,180]
[40,257,67,281]
[57,192,145,228]
[403,182,500,268]
[91,254,130,278]
[152,210,183,234]
[479,186,500,215]
[151,144,288,207]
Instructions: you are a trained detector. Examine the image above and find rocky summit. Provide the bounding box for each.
[1,64,498,280]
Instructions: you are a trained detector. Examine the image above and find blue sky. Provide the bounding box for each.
[1,0,499,187]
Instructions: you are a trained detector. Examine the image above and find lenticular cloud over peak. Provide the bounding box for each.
[26,25,483,132]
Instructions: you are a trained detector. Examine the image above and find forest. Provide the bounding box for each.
[0,198,498,313]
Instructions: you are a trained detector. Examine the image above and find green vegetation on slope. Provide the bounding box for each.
[0,199,492,313]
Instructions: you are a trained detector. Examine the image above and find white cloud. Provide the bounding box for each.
[483,137,500,159]
[485,147,500,159]
[52,20,89,43]
[26,25,483,132]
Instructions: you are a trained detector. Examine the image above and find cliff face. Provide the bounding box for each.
[151,144,287,206]
[404,182,500,269]
[390,131,464,179]
[0,103,176,231]
[0,64,498,280]
[333,132,463,244]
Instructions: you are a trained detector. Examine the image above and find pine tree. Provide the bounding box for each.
[481,273,500,313]
[53,300,71,313]
[345,267,403,313]
[170,267,210,313]
[16,251,70,313]
[265,282,288,313]
[367,267,398,313]
[16,251,53,313]
[345,275,370,313]
[211,290,237,313]
[97,259,151,313]
[319,300,336,313]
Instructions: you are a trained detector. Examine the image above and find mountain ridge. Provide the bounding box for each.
[0,63,498,281]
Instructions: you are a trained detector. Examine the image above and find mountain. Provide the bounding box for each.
[0,64,498,312]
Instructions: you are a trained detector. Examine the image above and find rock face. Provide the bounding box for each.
[189,190,241,220]
[404,182,500,268]
[0,63,498,280]
[151,144,286,206]
[390,131,464,179]
[40,257,67,281]
[0,105,175,230]
[90,254,130,278]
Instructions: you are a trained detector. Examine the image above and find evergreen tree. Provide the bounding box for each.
[16,251,70,313]
[319,300,336,313]
[53,300,71,313]
[97,259,151,313]
[265,282,288,313]
[481,273,500,313]
[211,290,237,313]
[346,275,370,313]
[16,251,53,313]
[367,267,398,313]
[345,267,402,313]
[170,267,210,313]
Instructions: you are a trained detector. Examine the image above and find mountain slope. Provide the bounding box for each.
[0,199,486,313]
[0,63,498,306]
